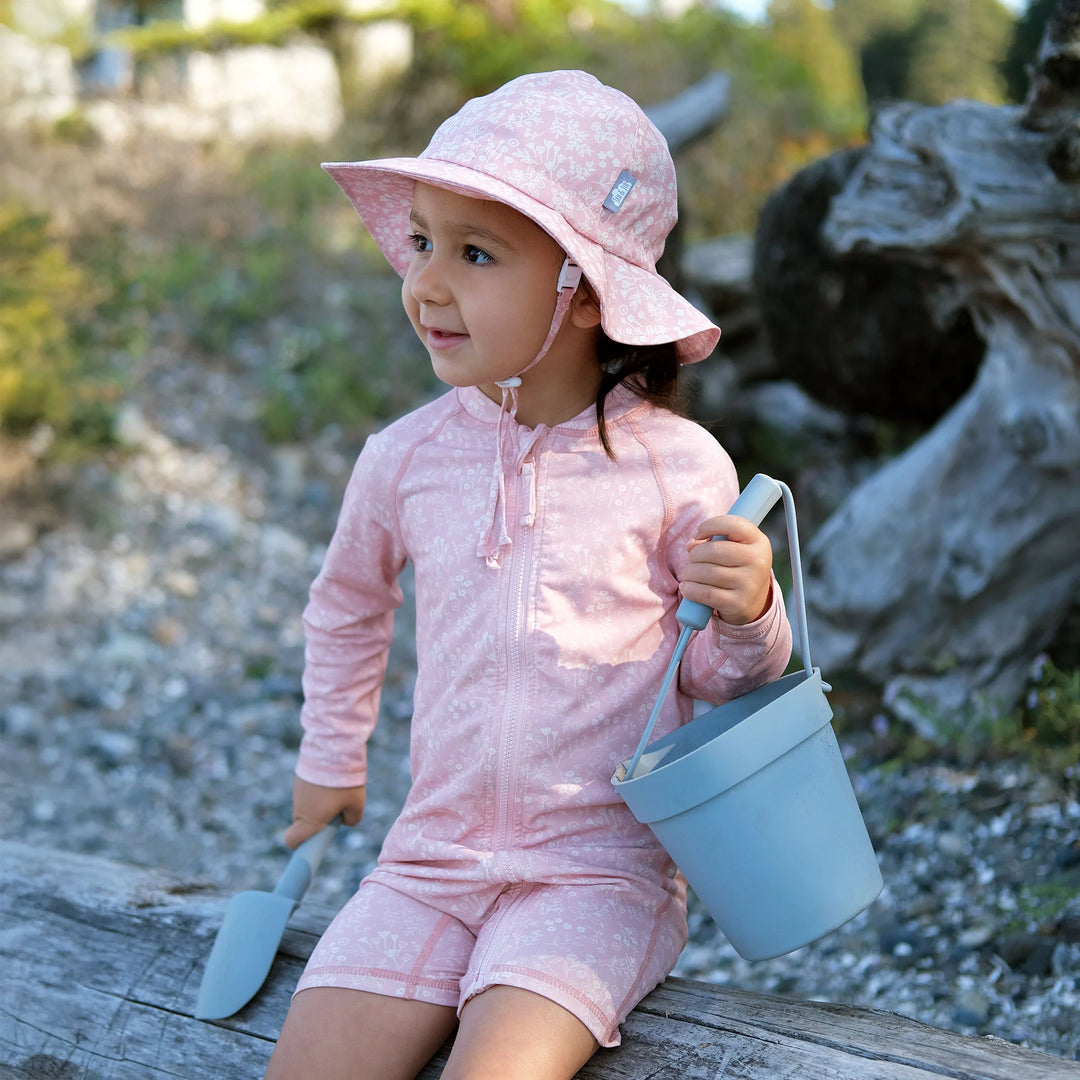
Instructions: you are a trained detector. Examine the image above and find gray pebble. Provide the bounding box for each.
[953,989,991,1027]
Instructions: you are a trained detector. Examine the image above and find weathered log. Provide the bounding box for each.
[647,71,732,294]
[767,3,1080,730]
[752,147,985,425]
[644,71,732,155]
[682,233,755,319]
[1023,0,1080,140]
[2,841,1077,1080]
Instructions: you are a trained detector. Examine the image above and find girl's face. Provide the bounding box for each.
[402,183,600,423]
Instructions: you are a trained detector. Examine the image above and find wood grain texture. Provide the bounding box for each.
[2,842,1076,1079]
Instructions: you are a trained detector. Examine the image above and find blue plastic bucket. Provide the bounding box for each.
[612,478,882,960]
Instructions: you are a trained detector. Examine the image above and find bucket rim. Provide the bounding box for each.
[611,667,834,823]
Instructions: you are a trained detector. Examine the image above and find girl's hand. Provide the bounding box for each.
[285,775,366,849]
[680,514,774,627]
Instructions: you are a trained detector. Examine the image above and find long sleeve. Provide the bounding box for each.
[296,434,407,787]
[680,585,791,703]
[649,423,792,705]
[289,385,793,894]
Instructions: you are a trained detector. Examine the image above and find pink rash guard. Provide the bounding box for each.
[293,381,792,1042]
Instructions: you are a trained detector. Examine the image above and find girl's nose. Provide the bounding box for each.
[407,256,450,306]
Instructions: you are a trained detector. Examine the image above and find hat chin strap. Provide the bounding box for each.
[478,258,583,567]
[494,258,583,392]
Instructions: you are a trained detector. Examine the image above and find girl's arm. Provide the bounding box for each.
[294,434,407,792]
[658,428,792,702]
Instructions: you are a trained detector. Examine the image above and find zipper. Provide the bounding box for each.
[491,444,542,882]
[494,499,530,881]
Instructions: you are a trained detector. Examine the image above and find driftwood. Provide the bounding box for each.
[752,146,986,425]
[644,71,732,155]
[646,71,732,292]
[769,4,1080,730]
[3,841,1078,1080]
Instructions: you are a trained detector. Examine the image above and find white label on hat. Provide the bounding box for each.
[603,170,637,212]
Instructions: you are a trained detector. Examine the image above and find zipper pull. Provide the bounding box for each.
[521,460,536,527]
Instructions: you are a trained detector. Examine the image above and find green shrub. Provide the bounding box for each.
[52,108,100,146]
[139,233,294,354]
[256,260,439,443]
[1021,658,1080,750]
[0,205,120,446]
[905,658,1080,767]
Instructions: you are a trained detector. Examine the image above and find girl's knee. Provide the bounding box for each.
[443,985,598,1080]
[266,987,457,1080]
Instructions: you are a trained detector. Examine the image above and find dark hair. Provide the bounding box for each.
[595,332,683,458]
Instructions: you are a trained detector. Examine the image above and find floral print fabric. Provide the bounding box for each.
[322,69,721,364]
[296,874,687,1047]
[295,383,791,1043]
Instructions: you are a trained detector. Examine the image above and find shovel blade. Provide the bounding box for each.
[195,889,296,1019]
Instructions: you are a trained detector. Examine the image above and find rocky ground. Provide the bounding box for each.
[1,339,1078,1064]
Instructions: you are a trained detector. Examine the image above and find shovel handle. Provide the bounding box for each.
[274,818,341,903]
[676,473,784,631]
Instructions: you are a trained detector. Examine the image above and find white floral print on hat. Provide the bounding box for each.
[322,69,720,364]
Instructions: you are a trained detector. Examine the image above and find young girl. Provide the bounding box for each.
[266,70,791,1080]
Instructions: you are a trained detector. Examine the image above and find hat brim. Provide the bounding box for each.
[322,158,719,364]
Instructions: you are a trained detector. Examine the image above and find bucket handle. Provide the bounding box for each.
[779,478,814,679]
[623,475,818,780]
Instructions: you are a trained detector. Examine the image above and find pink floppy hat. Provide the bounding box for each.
[322,69,719,365]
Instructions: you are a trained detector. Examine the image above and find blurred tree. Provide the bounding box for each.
[1003,0,1057,101]
[397,0,617,99]
[128,0,178,20]
[856,26,915,102]
[903,0,1015,103]
[833,0,1018,105]
[833,0,927,102]
[832,0,923,48]
[767,0,866,134]
[635,3,869,235]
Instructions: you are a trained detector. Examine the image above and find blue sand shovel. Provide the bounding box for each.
[195,821,340,1020]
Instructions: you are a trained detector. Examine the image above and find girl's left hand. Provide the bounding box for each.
[680,514,774,626]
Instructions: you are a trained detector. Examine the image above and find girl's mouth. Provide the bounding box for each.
[425,328,469,350]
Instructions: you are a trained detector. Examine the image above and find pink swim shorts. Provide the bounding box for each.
[295,867,688,1047]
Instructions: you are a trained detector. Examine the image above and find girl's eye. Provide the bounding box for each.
[464,246,494,265]
[407,232,432,253]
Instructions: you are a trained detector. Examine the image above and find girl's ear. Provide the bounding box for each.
[570,278,603,329]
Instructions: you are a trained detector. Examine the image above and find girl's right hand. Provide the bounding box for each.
[285,775,367,849]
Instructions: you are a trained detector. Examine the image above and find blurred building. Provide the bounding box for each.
[1,0,412,142]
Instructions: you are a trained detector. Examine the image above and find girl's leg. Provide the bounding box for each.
[440,985,599,1080]
[264,987,458,1080]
